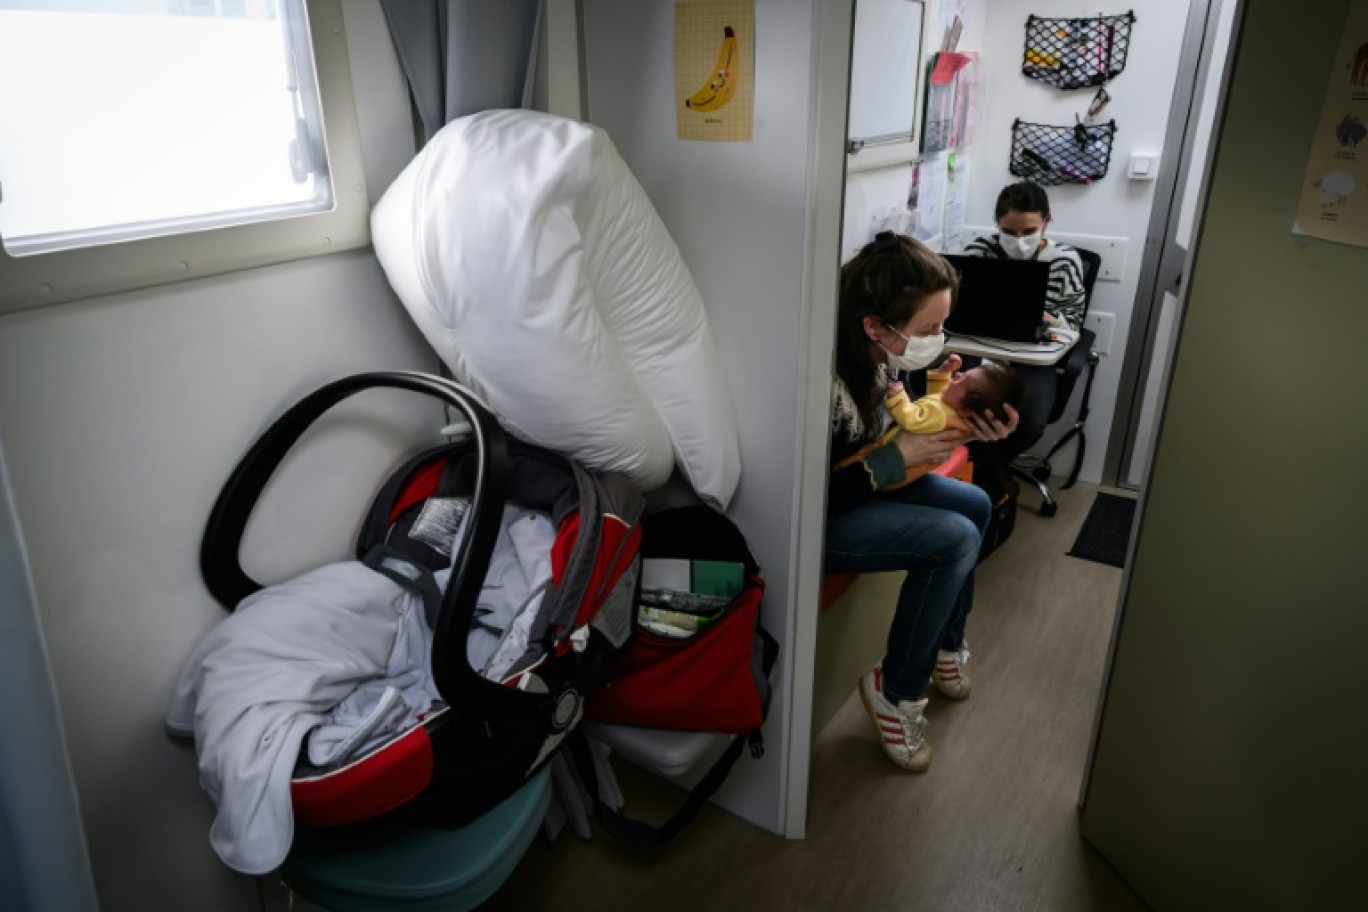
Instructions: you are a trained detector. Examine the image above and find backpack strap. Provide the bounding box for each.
[568,624,779,850]
[567,727,750,850]
[355,445,454,565]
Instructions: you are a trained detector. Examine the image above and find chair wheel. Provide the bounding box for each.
[1032,464,1051,481]
[1039,501,1058,518]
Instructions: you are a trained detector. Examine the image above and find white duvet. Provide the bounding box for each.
[370,109,740,509]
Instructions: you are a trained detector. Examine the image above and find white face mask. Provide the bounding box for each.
[881,325,945,373]
[1002,232,1042,259]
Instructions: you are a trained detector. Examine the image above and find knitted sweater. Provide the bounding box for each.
[828,365,963,515]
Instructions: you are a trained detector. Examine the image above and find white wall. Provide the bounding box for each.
[843,163,917,259]
[0,3,438,910]
[965,0,1193,482]
[581,0,840,836]
[843,0,1195,484]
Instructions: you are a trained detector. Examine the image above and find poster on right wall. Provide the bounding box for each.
[1293,0,1368,246]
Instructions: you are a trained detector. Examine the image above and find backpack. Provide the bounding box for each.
[199,372,644,829]
[576,504,779,848]
[584,505,774,737]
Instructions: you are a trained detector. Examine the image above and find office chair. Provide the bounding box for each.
[1011,246,1102,517]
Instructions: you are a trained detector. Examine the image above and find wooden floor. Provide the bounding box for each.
[481,481,1148,912]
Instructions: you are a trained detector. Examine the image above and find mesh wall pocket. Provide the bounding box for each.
[1022,11,1135,90]
[1009,118,1117,186]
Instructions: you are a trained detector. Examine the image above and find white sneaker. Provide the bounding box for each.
[859,666,932,772]
[932,647,972,700]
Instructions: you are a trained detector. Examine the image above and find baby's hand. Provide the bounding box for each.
[887,380,905,396]
[939,352,962,374]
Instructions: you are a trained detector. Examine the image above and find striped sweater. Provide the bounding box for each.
[961,234,1087,332]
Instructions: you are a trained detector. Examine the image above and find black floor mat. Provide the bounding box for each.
[1067,492,1136,568]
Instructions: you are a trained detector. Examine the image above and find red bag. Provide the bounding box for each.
[584,504,776,737]
[575,504,777,849]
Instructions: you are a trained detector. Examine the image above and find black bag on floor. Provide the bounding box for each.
[974,465,1019,562]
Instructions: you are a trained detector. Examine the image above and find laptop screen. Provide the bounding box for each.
[942,254,1051,344]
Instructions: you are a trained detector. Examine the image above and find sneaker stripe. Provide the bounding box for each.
[865,666,931,759]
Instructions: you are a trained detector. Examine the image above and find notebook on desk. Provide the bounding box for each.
[942,254,1051,344]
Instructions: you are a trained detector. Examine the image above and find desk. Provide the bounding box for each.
[945,328,1078,367]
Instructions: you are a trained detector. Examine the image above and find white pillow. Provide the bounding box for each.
[371,110,739,508]
[577,130,740,510]
[371,111,673,489]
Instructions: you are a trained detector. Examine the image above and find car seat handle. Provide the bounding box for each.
[198,372,510,685]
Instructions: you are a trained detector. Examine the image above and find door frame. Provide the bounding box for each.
[1082,1,1249,808]
[1102,0,1235,489]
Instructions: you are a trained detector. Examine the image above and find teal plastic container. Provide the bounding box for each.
[282,766,552,911]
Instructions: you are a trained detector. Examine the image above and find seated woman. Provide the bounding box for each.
[960,180,1087,480]
[826,231,1018,772]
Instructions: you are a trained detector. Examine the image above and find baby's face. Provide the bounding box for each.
[940,367,990,415]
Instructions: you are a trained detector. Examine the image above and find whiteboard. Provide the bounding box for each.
[847,0,925,146]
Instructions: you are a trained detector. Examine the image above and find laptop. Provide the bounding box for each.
[942,254,1051,344]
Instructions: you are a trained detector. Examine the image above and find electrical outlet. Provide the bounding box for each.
[1084,311,1116,355]
[1094,238,1127,282]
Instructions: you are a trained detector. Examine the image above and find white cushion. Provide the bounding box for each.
[577,133,740,509]
[371,110,739,508]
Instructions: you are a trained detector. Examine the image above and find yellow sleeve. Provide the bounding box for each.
[885,389,950,434]
[926,368,953,397]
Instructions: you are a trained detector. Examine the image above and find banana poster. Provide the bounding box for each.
[676,0,755,142]
[1293,0,1368,247]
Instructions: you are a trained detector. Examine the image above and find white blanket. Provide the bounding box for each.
[167,507,557,874]
[167,563,427,874]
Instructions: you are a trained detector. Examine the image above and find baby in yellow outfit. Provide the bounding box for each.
[878,354,1025,490]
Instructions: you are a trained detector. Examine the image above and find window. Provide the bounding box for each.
[846,0,925,170]
[0,0,367,313]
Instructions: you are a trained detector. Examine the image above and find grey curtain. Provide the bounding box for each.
[380,0,543,144]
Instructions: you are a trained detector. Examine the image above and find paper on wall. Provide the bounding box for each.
[915,152,948,244]
[943,152,969,252]
[1292,0,1368,247]
[676,0,755,142]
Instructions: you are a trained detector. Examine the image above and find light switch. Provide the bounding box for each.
[1128,152,1159,180]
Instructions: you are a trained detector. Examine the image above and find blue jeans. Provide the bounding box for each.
[824,475,991,703]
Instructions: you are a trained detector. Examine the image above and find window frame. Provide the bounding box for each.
[0,0,368,315]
